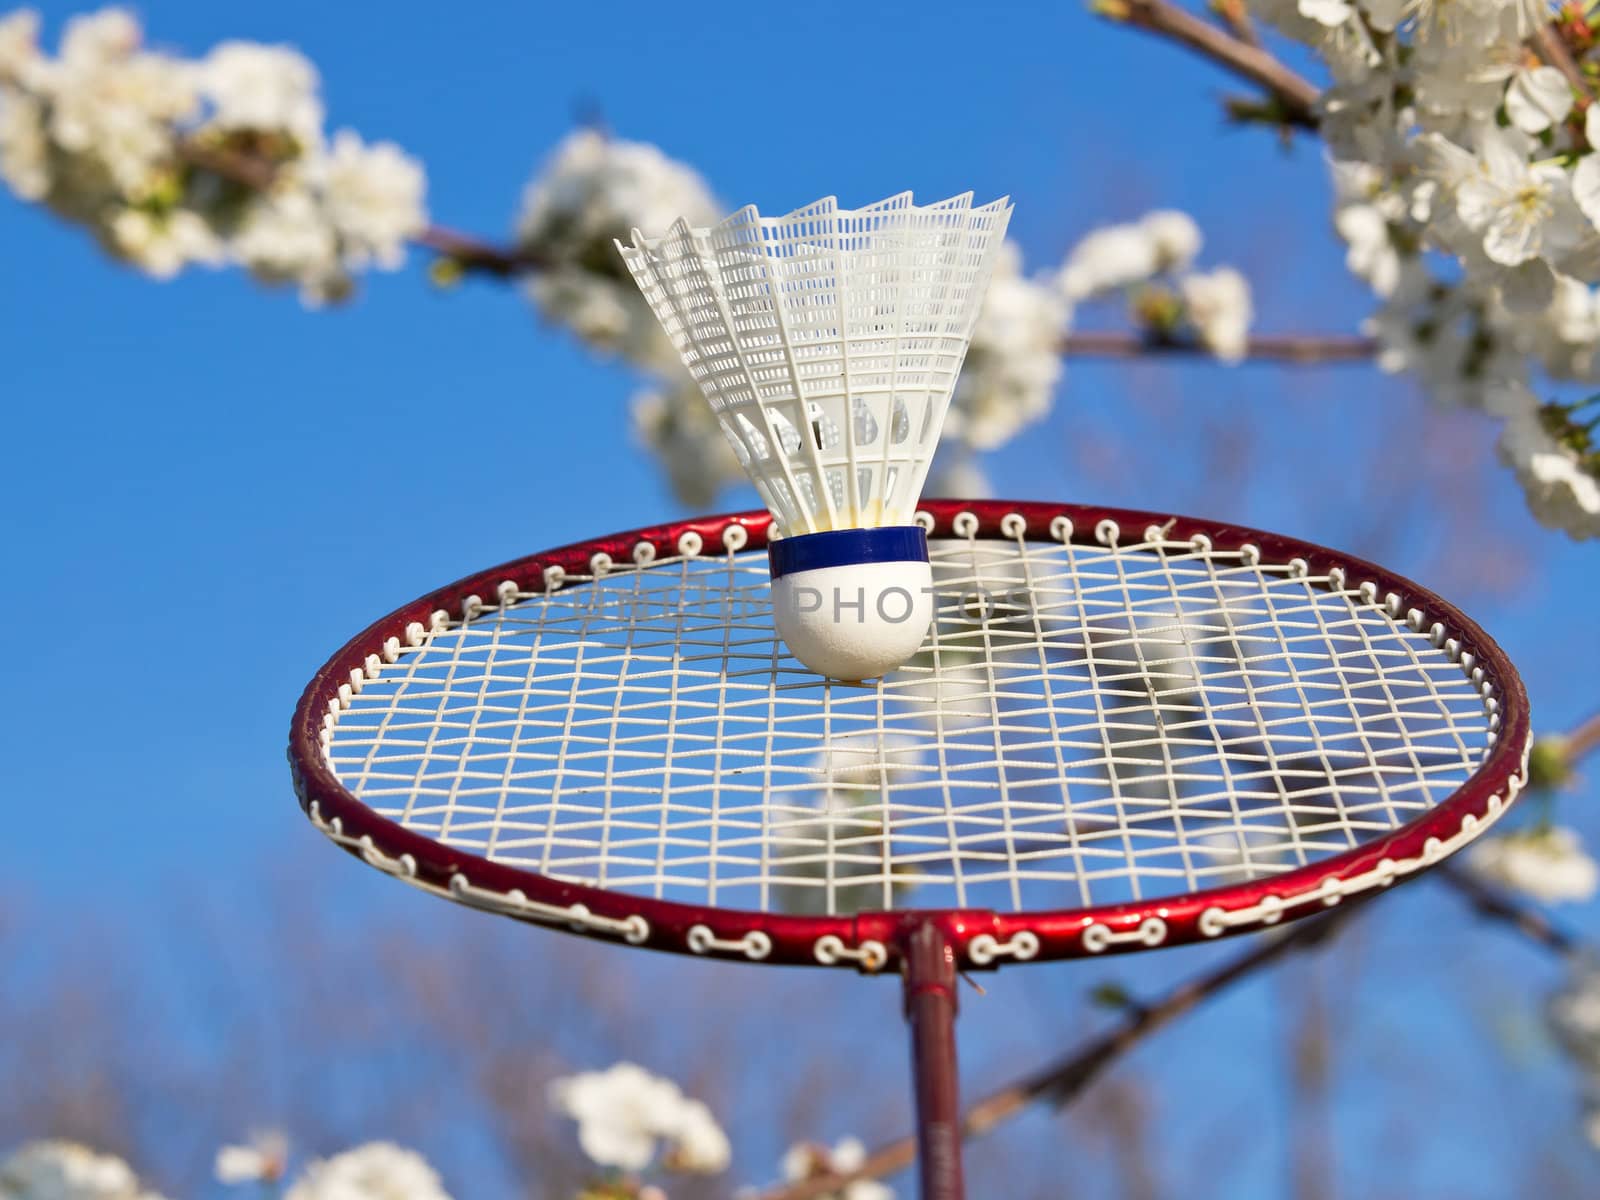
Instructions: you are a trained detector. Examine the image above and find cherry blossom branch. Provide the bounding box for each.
[1061,330,1376,362]
[424,239,1370,364]
[753,910,1354,1200]
[1091,0,1320,129]
[422,239,1374,361]
[177,139,553,276]
[1095,0,1594,134]
[180,137,1373,363]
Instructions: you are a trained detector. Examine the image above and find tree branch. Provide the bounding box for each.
[1092,0,1320,129]
[1564,709,1600,765]
[412,225,549,277]
[1434,707,1600,957]
[754,910,1354,1200]
[1061,330,1376,363]
[1437,863,1581,957]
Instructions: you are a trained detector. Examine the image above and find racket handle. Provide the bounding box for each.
[902,922,965,1200]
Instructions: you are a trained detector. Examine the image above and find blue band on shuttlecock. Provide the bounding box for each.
[767,526,930,579]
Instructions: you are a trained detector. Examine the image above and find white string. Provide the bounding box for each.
[324,528,1496,916]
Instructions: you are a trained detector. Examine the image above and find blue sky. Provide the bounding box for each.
[3,2,1599,1195]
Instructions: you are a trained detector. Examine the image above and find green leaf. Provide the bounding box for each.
[1090,981,1134,1009]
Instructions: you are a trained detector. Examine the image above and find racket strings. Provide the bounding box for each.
[327,531,1493,916]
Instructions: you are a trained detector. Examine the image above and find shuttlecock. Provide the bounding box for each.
[619,191,1012,680]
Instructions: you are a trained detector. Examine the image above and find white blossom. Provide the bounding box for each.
[1196,827,1298,884]
[230,187,339,292]
[0,9,426,300]
[1571,106,1600,231]
[1469,825,1600,904]
[315,129,426,270]
[1497,402,1600,539]
[215,1132,288,1185]
[517,128,719,369]
[631,380,746,507]
[107,206,223,277]
[768,732,934,921]
[1397,0,1545,47]
[1504,67,1573,135]
[770,785,904,917]
[552,1062,671,1170]
[1179,266,1253,361]
[1056,208,1202,302]
[1058,222,1158,302]
[43,8,197,195]
[0,9,42,86]
[1245,0,1600,537]
[0,1141,166,1200]
[283,1143,451,1200]
[550,1062,730,1175]
[0,10,44,197]
[665,1100,733,1174]
[1456,129,1585,268]
[1335,202,1401,297]
[1140,209,1202,271]
[1549,965,1600,1152]
[1498,256,1558,316]
[1298,0,1354,27]
[1361,263,1526,410]
[778,1139,893,1200]
[924,447,993,498]
[532,269,651,357]
[1542,275,1600,351]
[896,646,994,734]
[0,87,49,199]
[1058,209,1243,360]
[815,732,926,795]
[948,241,1069,449]
[200,41,322,146]
[1550,963,1600,1074]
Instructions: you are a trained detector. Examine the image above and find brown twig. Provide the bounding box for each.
[1434,707,1600,957]
[754,910,1354,1200]
[1062,330,1376,363]
[1437,864,1581,957]
[1564,709,1600,765]
[1093,0,1320,129]
[412,225,549,277]
[177,140,275,191]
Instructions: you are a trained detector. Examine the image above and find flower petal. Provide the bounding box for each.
[1505,66,1573,134]
[1573,155,1600,229]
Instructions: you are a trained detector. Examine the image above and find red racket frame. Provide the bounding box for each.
[288,499,1529,1200]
